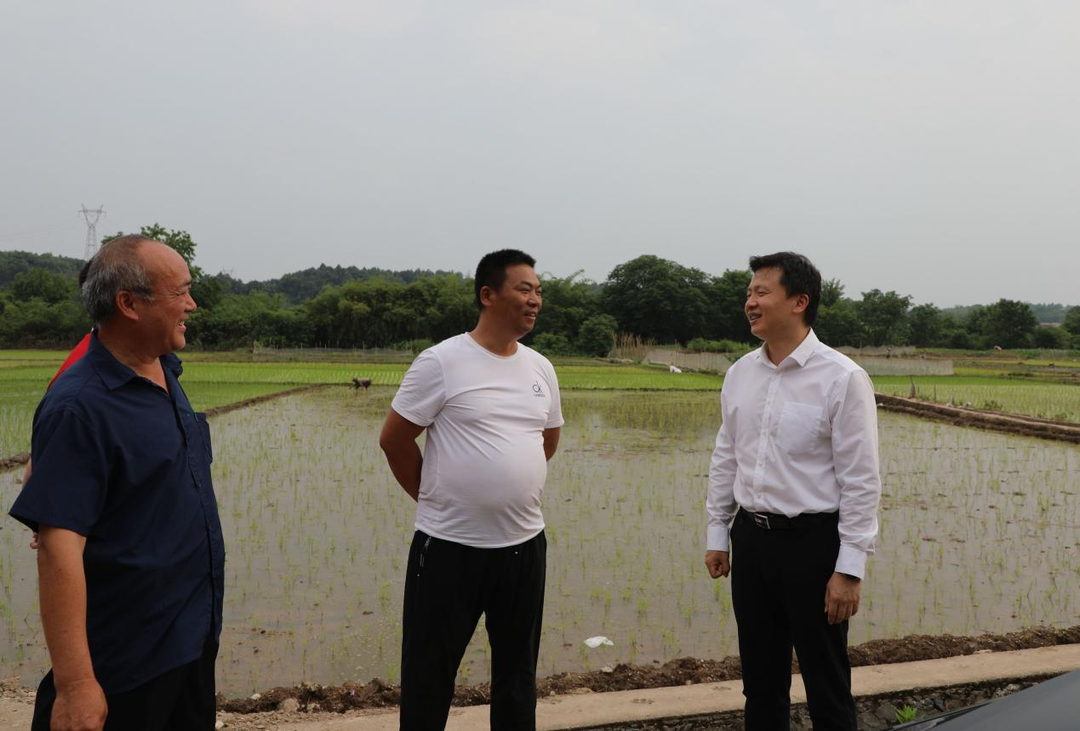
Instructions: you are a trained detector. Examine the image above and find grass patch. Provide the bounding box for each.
[871,376,1080,422]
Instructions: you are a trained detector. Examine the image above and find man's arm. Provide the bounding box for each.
[543,427,560,461]
[825,370,882,624]
[21,459,40,549]
[705,388,738,580]
[37,525,107,731]
[379,409,425,502]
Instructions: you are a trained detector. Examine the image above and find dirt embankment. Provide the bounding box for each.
[218,625,1080,714]
[875,393,1080,443]
[200,384,333,418]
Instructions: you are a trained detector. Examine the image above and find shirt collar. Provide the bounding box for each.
[85,332,184,391]
[755,328,820,370]
[787,328,820,367]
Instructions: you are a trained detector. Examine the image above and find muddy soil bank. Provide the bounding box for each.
[218,625,1080,714]
[875,394,1080,443]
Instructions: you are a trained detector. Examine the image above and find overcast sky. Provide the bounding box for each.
[2,1,1077,306]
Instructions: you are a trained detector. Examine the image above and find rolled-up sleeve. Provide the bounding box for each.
[706,386,739,552]
[830,370,881,579]
[10,408,109,535]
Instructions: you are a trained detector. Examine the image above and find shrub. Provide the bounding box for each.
[532,332,574,356]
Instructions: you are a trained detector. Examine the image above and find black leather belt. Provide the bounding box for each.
[737,509,838,531]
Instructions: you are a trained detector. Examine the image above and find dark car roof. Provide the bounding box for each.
[902,669,1080,730]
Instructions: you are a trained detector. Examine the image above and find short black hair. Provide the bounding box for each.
[748,252,822,326]
[474,249,537,309]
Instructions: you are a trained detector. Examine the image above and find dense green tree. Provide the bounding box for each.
[814,299,864,347]
[191,276,224,311]
[528,271,601,346]
[576,314,618,357]
[980,299,1038,349]
[820,278,845,308]
[706,269,753,343]
[531,332,573,356]
[1062,306,1080,337]
[602,255,709,344]
[187,292,306,349]
[305,275,473,348]
[857,289,912,346]
[938,314,975,349]
[907,303,945,347]
[12,269,76,304]
[0,298,89,348]
[1031,326,1070,349]
[104,224,202,280]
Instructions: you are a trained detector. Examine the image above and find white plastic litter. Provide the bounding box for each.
[669,365,682,373]
[584,636,615,648]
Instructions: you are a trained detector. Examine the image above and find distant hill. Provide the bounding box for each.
[941,302,1071,325]
[0,250,84,289]
[212,263,467,303]
[0,251,465,302]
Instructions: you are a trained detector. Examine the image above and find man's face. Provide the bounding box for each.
[485,264,542,337]
[133,243,197,355]
[745,266,804,342]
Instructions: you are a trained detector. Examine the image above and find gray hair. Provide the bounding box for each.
[81,235,157,324]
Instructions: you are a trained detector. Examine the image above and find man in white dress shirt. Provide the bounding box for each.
[379,249,563,731]
[705,252,881,730]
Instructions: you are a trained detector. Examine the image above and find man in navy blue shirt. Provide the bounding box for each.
[10,235,225,731]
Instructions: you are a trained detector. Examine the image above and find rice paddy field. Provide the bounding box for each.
[0,349,1077,696]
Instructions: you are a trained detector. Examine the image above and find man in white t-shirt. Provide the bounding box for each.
[380,249,563,731]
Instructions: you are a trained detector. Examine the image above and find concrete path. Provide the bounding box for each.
[2,644,1077,730]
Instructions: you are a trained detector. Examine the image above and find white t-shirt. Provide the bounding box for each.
[391,333,564,548]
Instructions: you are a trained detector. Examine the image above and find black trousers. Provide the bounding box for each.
[399,530,546,731]
[32,637,218,731]
[731,510,858,731]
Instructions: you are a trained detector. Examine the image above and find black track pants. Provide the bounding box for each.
[399,530,546,731]
[731,511,858,731]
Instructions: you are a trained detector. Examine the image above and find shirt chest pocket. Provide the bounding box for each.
[776,402,825,455]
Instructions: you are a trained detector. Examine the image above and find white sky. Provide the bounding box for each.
[2,1,1078,306]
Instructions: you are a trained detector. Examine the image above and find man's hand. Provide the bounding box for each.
[705,550,730,579]
[824,572,861,625]
[51,677,107,731]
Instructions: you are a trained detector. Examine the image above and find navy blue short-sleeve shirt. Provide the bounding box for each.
[10,335,226,695]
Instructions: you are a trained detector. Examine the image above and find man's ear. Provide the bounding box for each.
[792,293,809,316]
[114,291,142,323]
[478,285,496,309]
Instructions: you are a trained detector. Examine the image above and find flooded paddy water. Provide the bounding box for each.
[0,388,1076,696]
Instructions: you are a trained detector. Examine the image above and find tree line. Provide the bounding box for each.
[2,228,1078,354]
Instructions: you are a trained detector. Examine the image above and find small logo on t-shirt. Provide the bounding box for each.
[532,380,545,397]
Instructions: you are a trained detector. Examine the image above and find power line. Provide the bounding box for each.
[79,205,105,259]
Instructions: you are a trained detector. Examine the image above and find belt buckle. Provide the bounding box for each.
[753,513,770,530]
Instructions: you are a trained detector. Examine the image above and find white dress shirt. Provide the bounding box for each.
[706,329,881,579]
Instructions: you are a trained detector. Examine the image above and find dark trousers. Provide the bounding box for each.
[399,530,546,731]
[731,510,857,731]
[32,637,218,731]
